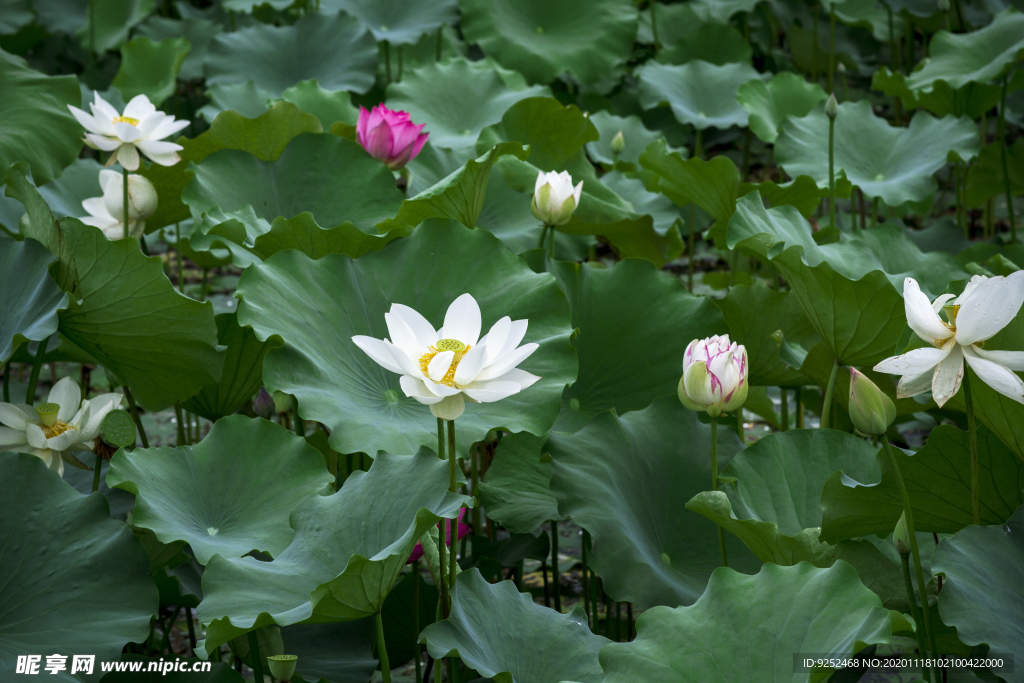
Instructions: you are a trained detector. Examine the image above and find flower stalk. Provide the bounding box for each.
[899,552,931,681]
[550,520,561,612]
[820,360,840,428]
[375,611,391,683]
[25,334,50,405]
[963,370,981,525]
[122,385,148,448]
[246,631,264,683]
[826,94,838,231]
[711,416,728,567]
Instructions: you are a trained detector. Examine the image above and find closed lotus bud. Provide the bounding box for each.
[893,512,911,556]
[837,62,846,73]
[356,104,428,170]
[677,335,748,417]
[100,170,158,222]
[849,368,896,436]
[825,93,839,119]
[610,130,626,156]
[531,170,583,226]
[267,655,298,682]
[254,387,275,420]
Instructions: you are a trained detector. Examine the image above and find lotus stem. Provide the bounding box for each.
[904,11,914,72]
[122,165,129,241]
[175,223,185,293]
[688,128,702,292]
[711,416,728,567]
[25,334,50,404]
[384,41,392,84]
[92,454,102,492]
[812,2,820,83]
[882,436,941,683]
[999,74,1017,243]
[471,446,480,536]
[581,529,592,627]
[550,520,561,612]
[293,402,303,436]
[828,114,836,230]
[827,3,836,93]
[200,267,208,301]
[780,388,789,431]
[185,608,197,652]
[650,0,659,54]
[375,611,391,683]
[247,631,265,683]
[397,45,403,82]
[414,569,423,683]
[820,360,840,428]
[901,553,931,681]
[447,419,458,595]
[123,385,149,448]
[796,387,805,428]
[436,419,449,620]
[963,370,981,525]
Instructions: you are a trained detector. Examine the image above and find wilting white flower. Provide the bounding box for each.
[68,92,189,170]
[678,334,748,417]
[874,275,1024,407]
[0,377,122,476]
[79,169,157,240]
[531,171,583,226]
[352,294,541,421]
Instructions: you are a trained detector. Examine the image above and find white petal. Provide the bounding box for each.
[487,367,541,389]
[0,426,29,448]
[142,151,181,167]
[931,293,956,313]
[481,317,511,365]
[399,375,443,404]
[499,320,529,359]
[903,278,953,344]
[382,340,422,377]
[462,380,522,403]
[385,311,422,361]
[68,105,101,134]
[423,379,462,397]
[389,303,439,349]
[134,112,166,138]
[931,343,964,408]
[47,377,81,423]
[573,180,583,205]
[535,171,546,194]
[122,94,156,121]
[80,393,121,441]
[51,452,64,476]
[113,121,141,143]
[955,271,1024,346]
[963,347,1024,405]
[896,369,934,399]
[91,93,120,122]
[85,133,121,152]
[147,116,190,141]
[136,138,183,156]
[873,346,951,376]
[454,344,487,386]
[953,275,986,306]
[45,429,80,451]
[430,393,465,421]
[26,423,48,449]
[441,294,481,346]
[117,144,140,171]
[971,347,1024,371]
[99,169,121,192]
[352,335,403,374]
[427,351,454,382]
[0,402,36,430]
[476,343,539,381]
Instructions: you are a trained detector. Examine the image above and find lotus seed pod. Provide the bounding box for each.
[848,368,896,436]
[100,409,137,449]
[267,655,298,682]
[825,93,839,119]
[610,130,626,156]
[893,512,911,556]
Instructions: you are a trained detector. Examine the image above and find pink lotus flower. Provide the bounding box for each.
[678,334,748,417]
[408,509,470,564]
[356,104,428,170]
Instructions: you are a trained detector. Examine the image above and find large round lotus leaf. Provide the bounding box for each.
[637,60,760,131]
[107,415,333,564]
[111,36,190,107]
[478,431,558,534]
[550,258,725,434]
[585,111,671,166]
[905,8,1024,92]
[0,50,81,187]
[931,503,1024,683]
[820,425,1024,543]
[205,13,377,97]
[737,72,827,144]
[0,231,68,363]
[600,172,682,237]
[872,66,1012,120]
[0,452,158,682]
[281,621,376,683]
[547,397,760,609]
[319,0,457,45]
[75,0,153,53]
[198,82,271,122]
[421,569,608,683]
[598,561,892,683]
[182,313,280,422]
[196,449,472,653]
[235,219,576,464]
[0,0,33,34]
[386,58,550,160]
[135,14,221,81]
[251,213,403,262]
[182,133,403,231]
[5,165,224,411]
[279,79,359,130]
[691,0,764,23]
[687,429,880,566]
[637,2,751,65]
[459,0,638,87]
[776,100,979,206]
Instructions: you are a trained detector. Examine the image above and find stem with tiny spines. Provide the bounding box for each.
[650,0,659,54]
[820,360,840,428]
[711,417,728,567]
[582,529,592,628]
[25,334,50,405]
[123,385,149,448]
[688,129,702,291]
[447,419,458,597]
[175,223,185,293]
[92,454,102,492]
[247,631,264,683]
[963,370,981,525]
[828,111,836,230]
[375,611,391,683]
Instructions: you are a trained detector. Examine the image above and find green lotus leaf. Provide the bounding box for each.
[737,72,827,144]
[181,313,280,422]
[548,397,760,609]
[5,163,223,410]
[871,66,1015,119]
[0,0,33,34]
[830,539,910,612]
[820,425,1024,543]
[905,8,1024,92]
[931,503,1024,682]
[965,138,1024,208]
[108,415,333,564]
[198,81,271,122]
[320,0,457,45]
[691,0,764,23]
[460,0,638,88]
[478,431,558,534]
[776,100,979,206]
[379,570,439,669]
[421,569,607,682]
[742,174,848,220]
[252,213,404,262]
[205,13,377,97]
[112,36,190,107]
[686,429,880,566]
[387,58,549,160]
[0,231,68,363]
[478,97,597,172]
[0,50,82,187]
[76,0,154,53]
[600,171,682,236]
[551,258,725,433]
[380,142,528,232]
[638,2,751,65]
[25,158,105,222]
[829,0,905,43]
[713,282,818,387]
[183,133,402,231]
[637,60,761,131]
[221,0,290,10]
[135,14,222,81]
[169,207,263,270]
[279,79,359,130]
[235,220,576,458]
[196,449,472,653]
[598,561,892,683]
[0,452,158,682]
[281,621,376,683]
[585,111,672,167]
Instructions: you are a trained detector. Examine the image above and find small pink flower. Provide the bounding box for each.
[408,509,470,564]
[356,104,429,170]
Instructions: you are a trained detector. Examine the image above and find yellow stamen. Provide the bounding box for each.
[41,420,77,439]
[419,341,471,387]
[114,116,139,126]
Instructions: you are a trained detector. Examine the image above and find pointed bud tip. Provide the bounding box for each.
[610,130,626,155]
[849,367,896,436]
[825,94,839,119]
[893,512,911,556]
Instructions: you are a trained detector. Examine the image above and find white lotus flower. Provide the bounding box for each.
[531,171,583,226]
[79,169,156,240]
[0,377,123,476]
[678,334,749,417]
[874,274,1024,407]
[352,294,541,421]
[68,92,190,170]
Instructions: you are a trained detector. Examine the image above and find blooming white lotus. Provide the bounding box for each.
[874,275,1024,407]
[68,92,190,170]
[678,334,749,417]
[352,294,541,421]
[531,171,583,226]
[79,169,157,240]
[0,377,123,476]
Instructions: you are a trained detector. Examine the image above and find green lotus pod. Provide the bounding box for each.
[848,368,896,436]
[267,655,297,682]
[100,409,137,449]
